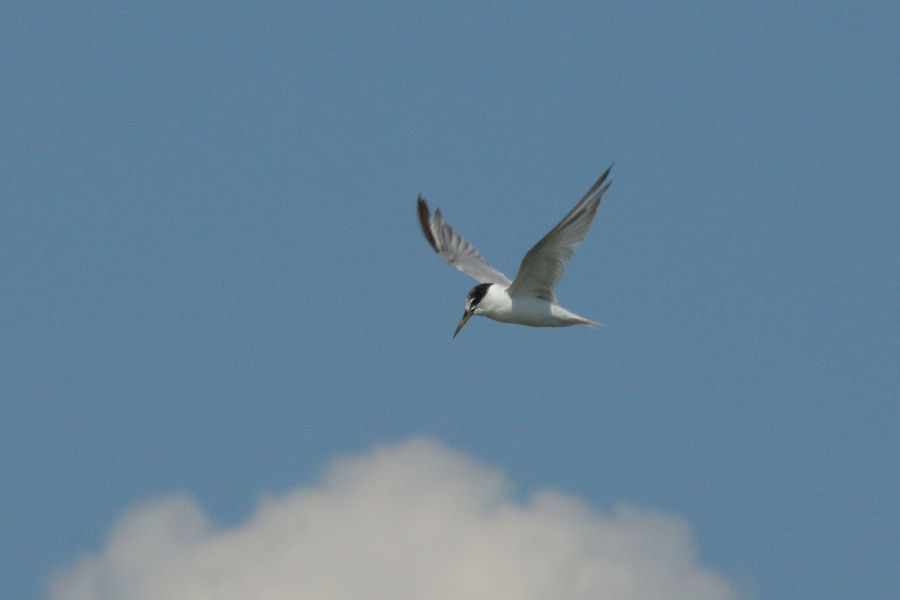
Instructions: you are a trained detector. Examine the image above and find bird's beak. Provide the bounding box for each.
[453,310,472,338]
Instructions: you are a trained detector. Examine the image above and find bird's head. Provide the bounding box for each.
[453,283,493,338]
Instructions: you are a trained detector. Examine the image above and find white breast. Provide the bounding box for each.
[475,285,595,327]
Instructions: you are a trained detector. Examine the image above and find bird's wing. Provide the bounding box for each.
[507,167,612,301]
[417,197,512,285]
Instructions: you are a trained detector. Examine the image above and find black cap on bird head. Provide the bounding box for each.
[454,283,493,338]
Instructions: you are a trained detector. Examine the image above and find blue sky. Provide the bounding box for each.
[3,3,898,598]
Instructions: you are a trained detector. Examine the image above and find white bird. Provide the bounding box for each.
[417,166,613,338]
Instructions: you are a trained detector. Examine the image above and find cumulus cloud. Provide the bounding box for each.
[49,438,736,600]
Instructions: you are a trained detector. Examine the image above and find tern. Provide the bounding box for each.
[418,166,612,338]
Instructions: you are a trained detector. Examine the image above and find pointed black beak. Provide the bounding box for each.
[453,310,473,338]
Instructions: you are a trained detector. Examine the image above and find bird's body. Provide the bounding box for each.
[467,282,596,328]
[417,167,612,337]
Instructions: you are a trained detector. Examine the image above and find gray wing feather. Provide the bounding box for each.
[507,167,612,301]
[417,197,512,285]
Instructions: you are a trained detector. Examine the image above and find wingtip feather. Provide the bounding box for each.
[417,196,439,252]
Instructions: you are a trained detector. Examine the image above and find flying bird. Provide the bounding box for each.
[417,166,612,337]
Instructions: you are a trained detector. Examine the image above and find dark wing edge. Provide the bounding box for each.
[576,165,613,210]
[417,196,440,252]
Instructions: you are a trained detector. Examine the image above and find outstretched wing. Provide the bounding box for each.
[417,197,512,285]
[507,166,612,301]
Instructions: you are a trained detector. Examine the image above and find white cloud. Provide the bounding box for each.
[49,438,736,600]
